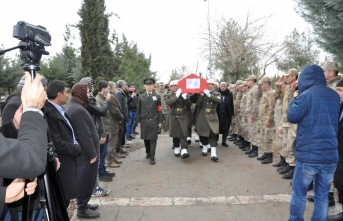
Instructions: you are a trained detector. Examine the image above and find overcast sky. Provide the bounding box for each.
[1,0,309,82]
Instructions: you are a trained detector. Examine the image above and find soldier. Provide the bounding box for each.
[229,80,243,141]
[323,61,341,90]
[236,82,249,150]
[272,81,285,167]
[155,82,169,133]
[165,80,192,159]
[243,75,260,157]
[275,69,298,179]
[136,78,163,165]
[256,76,275,164]
[195,79,221,162]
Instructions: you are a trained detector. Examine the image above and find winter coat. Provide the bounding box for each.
[127,91,138,112]
[86,95,110,137]
[136,91,163,140]
[216,89,234,133]
[195,91,221,136]
[287,64,340,164]
[44,100,81,200]
[95,94,111,135]
[115,88,129,122]
[164,91,192,137]
[66,98,100,165]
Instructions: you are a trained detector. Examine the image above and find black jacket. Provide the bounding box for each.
[216,89,234,132]
[44,100,82,200]
[127,91,138,112]
[86,96,110,137]
[0,112,47,211]
[334,103,343,185]
[66,98,99,165]
[116,88,129,122]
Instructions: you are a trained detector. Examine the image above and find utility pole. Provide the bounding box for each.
[206,0,213,79]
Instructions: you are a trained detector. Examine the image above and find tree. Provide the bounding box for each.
[77,0,116,80]
[295,0,343,63]
[0,53,23,95]
[207,13,284,82]
[167,65,191,83]
[276,29,320,72]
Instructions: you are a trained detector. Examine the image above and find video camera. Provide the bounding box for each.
[0,21,51,72]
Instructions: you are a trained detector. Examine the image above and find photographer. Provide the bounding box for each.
[0,72,47,211]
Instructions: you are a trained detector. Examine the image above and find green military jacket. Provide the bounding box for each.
[164,91,192,138]
[155,89,169,114]
[195,91,221,136]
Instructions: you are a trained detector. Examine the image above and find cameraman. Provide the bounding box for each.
[0,72,47,211]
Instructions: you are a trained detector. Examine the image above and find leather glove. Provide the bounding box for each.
[204,89,210,97]
[175,88,182,97]
[182,93,188,99]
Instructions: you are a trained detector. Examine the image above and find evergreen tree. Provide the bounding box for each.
[77,0,116,80]
[295,0,343,63]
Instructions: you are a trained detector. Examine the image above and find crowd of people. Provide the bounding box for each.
[0,61,342,221]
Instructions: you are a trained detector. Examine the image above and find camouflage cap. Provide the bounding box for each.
[322,61,339,71]
[283,68,299,77]
[258,76,271,84]
[230,83,236,88]
[236,80,243,85]
[242,81,247,86]
[245,75,257,81]
[158,82,165,86]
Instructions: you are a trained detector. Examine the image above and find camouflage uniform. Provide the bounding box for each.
[245,83,260,147]
[156,89,169,131]
[327,76,341,90]
[231,81,242,135]
[259,86,275,154]
[239,87,248,139]
[273,98,282,161]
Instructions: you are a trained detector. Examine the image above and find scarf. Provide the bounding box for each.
[71,83,89,107]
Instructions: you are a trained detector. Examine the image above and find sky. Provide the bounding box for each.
[0,0,310,82]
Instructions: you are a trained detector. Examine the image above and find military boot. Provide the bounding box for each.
[245,148,253,155]
[211,147,219,162]
[239,141,248,149]
[174,146,181,157]
[279,163,291,174]
[261,153,273,164]
[307,192,335,207]
[248,145,258,157]
[228,134,238,141]
[181,148,189,159]
[257,153,267,161]
[242,142,251,151]
[273,156,284,167]
[282,166,294,179]
[327,212,343,221]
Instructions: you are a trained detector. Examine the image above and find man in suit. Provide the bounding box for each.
[195,79,222,162]
[136,78,163,165]
[165,80,192,159]
[328,79,343,221]
[44,80,83,208]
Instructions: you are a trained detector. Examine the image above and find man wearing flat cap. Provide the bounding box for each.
[164,80,192,159]
[136,78,163,165]
[323,61,341,90]
[256,76,275,164]
[195,79,221,162]
[156,82,169,133]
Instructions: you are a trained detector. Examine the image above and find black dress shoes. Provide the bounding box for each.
[78,208,100,219]
[150,159,155,165]
[146,154,150,159]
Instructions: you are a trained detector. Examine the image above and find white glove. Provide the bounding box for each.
[181,93,188,100]
[204,89,210,97]
[175,88,182,97]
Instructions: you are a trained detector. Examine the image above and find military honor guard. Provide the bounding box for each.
[195,79,222,162]
[136,78,163,165]
[164,80,192,159]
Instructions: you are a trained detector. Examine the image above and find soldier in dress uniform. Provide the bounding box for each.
[257,76,275,164]
[195,79,222,162]
[136,78,163,165]
[165,80,192,159]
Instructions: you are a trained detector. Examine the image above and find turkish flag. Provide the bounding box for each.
[178,73,207,93]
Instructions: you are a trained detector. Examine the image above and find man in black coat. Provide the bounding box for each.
[66,83,100,219]
[216,82,234,147]
[136,78,163,165]
[328,79,343,221]
[44,80,82,207]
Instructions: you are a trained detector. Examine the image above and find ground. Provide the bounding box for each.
[70,131,341,221]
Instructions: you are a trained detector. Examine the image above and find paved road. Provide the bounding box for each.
[72,131,341,221]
